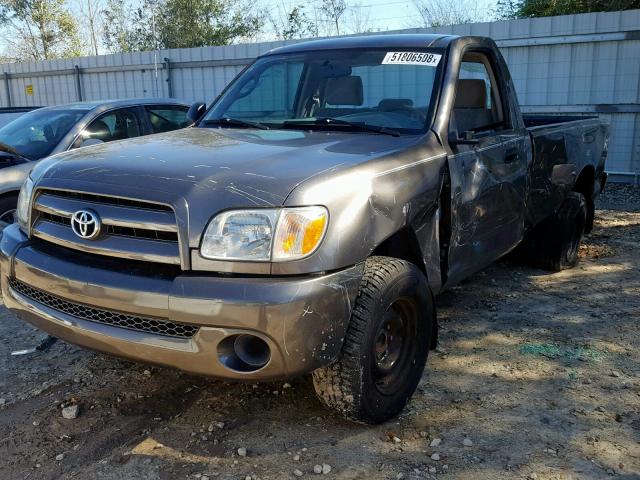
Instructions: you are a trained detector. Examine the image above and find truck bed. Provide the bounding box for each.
[522,114,599,129]
[524,114,608,229]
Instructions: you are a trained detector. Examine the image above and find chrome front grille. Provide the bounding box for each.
[31,189,181,265]
[40,190,174,211]
[9,278,199,339]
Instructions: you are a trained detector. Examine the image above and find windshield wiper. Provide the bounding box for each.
[202,117,270,130]
[282,118,400,137]
[0,142,29,162]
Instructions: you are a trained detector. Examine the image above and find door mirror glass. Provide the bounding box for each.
[186,103,206,125]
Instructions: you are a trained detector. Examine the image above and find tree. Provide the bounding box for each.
[158,0,263,49]
[102,0,128,52]
[494,0,522,19]
[497,0,640,19]
[78,0,104,55]
[272,4,318,39]
[320,0,346,35]
[411,0,477,27]
[102,0,263,52]
[345,2,372,34]
[102,0,160,53]
[0,0,82,60]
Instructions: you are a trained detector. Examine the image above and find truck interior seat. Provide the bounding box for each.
[452,78,492,133]
[318,76,363,117]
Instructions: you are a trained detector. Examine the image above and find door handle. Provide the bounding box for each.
[504,148,520,164]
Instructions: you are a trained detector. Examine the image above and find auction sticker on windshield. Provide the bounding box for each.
[382,52,442,66]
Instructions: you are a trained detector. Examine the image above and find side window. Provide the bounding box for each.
[146,106,189,133]
[451,53,505,135]
[76,109,141,147]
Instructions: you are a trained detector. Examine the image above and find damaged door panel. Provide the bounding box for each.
[443,48,530,285]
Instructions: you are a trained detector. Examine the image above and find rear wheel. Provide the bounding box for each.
[312,256,434,424]
[520,192,587,272]
[584,194,595,234]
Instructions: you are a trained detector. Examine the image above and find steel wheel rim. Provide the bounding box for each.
[372,297,417,395]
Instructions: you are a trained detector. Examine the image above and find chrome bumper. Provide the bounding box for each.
[0,224,362,380]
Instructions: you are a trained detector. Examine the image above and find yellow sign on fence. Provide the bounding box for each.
[25,85,34,95]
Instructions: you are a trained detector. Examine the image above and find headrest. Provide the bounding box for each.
[325,76,363,106]
[85,120,111,140]
[455,79,487,109]
[378,98,413,111]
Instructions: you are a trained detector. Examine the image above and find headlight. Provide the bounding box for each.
[200,206,328,262]
[201,209,279,261]
[16,177,34,231]
[272,207,328,261]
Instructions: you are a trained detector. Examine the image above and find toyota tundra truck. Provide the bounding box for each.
[1,34,608,424]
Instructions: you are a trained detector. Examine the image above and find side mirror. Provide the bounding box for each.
[449,129,480,146]
[186,102,206,125]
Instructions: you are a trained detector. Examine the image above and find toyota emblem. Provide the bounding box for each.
[70,209,101,240]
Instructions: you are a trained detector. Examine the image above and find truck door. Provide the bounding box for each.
[445,50,530,285]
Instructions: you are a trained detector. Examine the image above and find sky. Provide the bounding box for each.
[260,0,499,33]
[0,0,499,60]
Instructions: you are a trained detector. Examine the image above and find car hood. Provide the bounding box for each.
[36,127,422,244]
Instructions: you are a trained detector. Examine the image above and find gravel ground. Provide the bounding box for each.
[0,184,639,480]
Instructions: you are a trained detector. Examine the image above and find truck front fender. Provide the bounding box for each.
[277,141,447,295]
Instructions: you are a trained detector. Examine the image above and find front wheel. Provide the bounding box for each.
[312,256,434,424]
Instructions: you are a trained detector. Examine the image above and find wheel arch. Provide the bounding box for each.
[371,227,426,275]
[370,231,438,350]
[573,165,596,233]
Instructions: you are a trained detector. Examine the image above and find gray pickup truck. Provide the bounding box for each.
[1,34,607,424]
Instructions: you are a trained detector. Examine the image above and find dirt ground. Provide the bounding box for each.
[1,184,639,480]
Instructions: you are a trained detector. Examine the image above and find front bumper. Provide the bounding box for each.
[0,224,363,380]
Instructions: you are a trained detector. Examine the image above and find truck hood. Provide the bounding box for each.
[37,127,422,245]
[41,128,419,204]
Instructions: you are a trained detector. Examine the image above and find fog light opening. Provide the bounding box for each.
[234,334,271,368]
[217,334,271,372]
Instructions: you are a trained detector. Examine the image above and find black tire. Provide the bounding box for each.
[523,192,587,272]
[584,194,595,234]
[312,256,434,424]
[0,193,18,224]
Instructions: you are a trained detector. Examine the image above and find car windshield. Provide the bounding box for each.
[0,108,88,160]
[203,48,443,135]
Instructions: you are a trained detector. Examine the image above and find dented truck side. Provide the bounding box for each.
[0,34,607,423]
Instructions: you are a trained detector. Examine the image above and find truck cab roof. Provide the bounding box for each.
[264,34,459,56]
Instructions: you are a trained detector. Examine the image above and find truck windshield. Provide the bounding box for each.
[204,49,443,135]
[0,108,87,160]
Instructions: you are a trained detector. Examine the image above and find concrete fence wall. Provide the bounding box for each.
[1,10,639,180]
